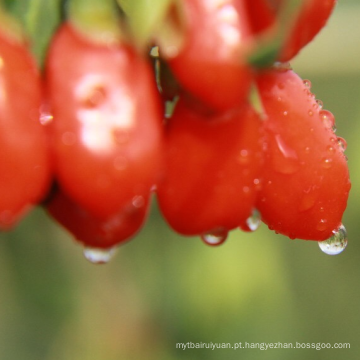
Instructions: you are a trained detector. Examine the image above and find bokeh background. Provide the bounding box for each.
[1,1,360,359]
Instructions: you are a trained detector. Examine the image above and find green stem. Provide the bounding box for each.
[249,83,266,120]
[249,0,304,68]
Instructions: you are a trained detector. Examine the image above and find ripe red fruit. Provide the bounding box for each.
[165,0,253,112]
[0,31,51,229]
[46,23,163,220]
[156,98,263,236]
[245,0,336,62]
[256,68,350,240]
[279,0,336,61]
[46,188,150,249]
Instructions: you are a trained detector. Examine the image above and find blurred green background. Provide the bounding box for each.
[1,1,360,359]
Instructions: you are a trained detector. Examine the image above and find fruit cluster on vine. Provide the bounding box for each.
[0,0,350,263]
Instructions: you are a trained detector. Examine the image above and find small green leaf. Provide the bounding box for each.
[5,0,63,68]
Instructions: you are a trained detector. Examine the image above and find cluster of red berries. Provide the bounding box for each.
[0,0,351,262]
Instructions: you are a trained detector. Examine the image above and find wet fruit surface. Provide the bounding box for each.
[256,68,350,240]
[157,98,263,236]
[0,32,51,229]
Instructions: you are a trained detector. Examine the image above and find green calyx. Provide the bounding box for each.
[249,0,304,69]
[68,0,123,45]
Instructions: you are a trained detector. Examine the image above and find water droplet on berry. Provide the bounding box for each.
[322,157,333,169]
[326,145,335,154]
[308,110,314,116]
[303,79,311,88]
[337,137,347,151]
[201,229,228,247]
[132,195,145,208]
[273,134,299,174]
[318,224,347,255]
[283,110,288,116]
[83,246,118,264]
[319,110,335,130]
[316,99,323,109]
[240,209,261,232]
[316,219,328,231]
[298,191,316,212]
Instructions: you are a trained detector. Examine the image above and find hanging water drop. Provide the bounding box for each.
[318,224,347,255]
[83,246,118,264]
[240,209,261,232]
[201,229,228,247]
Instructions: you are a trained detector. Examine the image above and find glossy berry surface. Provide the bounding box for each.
[47,188,150,249]
[46,23,163,220]
[256,68,350,240]
[157,98,263,236]
[166,0,253,112]
[0,32,50,229]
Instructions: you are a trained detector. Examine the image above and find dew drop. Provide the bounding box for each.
[298,192,316,212]
[303,79,311,88]
[319,110,335,130]
[316,219,328,231]
[240,209,261,232]
[308,110,314,116]
[201,229,228,247]
[132,195,145,208]
[283,110,288,116]
[83,246,118,264]
[322,157,333,169]
[272,134,299,174]
[337,136,347,151]
[318,224,347,255]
